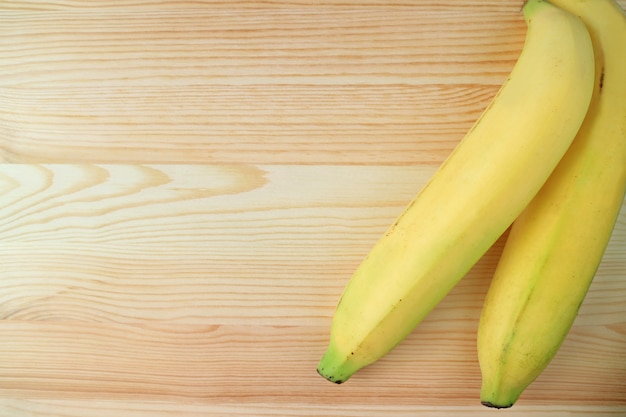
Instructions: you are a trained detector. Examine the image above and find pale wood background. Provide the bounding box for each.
[1,1,625,416]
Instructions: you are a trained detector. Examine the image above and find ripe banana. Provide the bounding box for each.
[478,0,626,409]
[317,0,595,384]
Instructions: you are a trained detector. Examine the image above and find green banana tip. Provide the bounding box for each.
[481,400,514,409]
[522,0,544,19]
[316,367,344,384]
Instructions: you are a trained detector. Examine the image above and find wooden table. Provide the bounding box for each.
[1,1,625,415]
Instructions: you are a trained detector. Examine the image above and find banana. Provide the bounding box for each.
[478,0,626,409]
[317,0,595,384]
[477,0,626,408]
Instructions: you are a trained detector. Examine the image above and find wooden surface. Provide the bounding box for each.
[1,1,625,416]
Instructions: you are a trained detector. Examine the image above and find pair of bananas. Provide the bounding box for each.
[317,0,626,408]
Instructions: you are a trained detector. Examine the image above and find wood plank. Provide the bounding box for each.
[0,0,532,11]
[0,4,524,164]
[0,164,624,411]
[2,1,624,164]
[0,318,624,405]
[1,399,624,417]
[0,85,498,165]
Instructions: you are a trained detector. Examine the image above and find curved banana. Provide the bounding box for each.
[317,0,595,384]
[478,0,626,409]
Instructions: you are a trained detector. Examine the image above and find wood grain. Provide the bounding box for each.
[1,2,525,164]
[1,401,625,417]
[2,1,624,165]
[0,164,625,416]
[2,0,626,415]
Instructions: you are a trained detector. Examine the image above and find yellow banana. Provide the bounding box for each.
[317,0,595,384]
[478,0,626,409]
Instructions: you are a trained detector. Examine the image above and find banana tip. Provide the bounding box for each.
[481,400,513,409]
[316,367,343,384]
